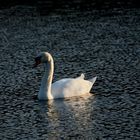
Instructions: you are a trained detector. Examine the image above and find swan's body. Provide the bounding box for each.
[34,52,97,100]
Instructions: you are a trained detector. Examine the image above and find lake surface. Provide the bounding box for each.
[0,6,140,139]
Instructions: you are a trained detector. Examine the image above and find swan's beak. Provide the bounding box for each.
[33,56,41,68]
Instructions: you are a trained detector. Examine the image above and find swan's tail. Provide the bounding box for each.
[88,76,97,85]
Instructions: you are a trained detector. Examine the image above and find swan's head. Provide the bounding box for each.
[33,52,52,67]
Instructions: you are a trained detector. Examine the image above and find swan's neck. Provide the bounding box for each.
[38,58,54,100]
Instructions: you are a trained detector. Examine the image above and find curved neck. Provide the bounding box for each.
[38,57,54,100]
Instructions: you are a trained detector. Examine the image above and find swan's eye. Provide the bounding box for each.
[33,56,41,67]
[35,56,41,62]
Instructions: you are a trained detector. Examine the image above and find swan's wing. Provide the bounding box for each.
[88,76,97,85]
[51,78,92,98]
[76,73,85,79]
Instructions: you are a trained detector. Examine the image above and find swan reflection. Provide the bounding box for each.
[38,95,95,138]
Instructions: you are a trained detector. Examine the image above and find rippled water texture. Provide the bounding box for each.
[0,6,140,139]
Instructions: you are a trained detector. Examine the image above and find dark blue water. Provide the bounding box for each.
[0,6,140,139]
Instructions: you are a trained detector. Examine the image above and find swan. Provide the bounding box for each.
[33,52,97,100]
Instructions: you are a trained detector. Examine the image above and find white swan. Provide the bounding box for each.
[33,52,97,100]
